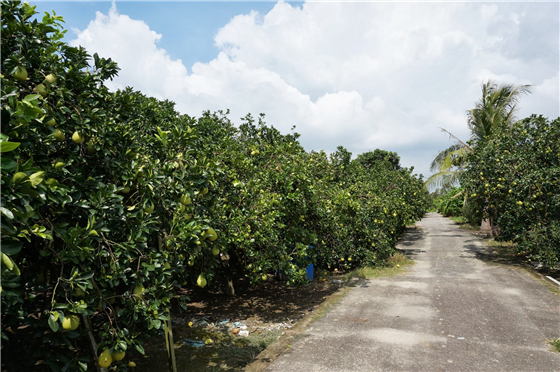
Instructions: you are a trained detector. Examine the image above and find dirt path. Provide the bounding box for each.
[262,213,560,371]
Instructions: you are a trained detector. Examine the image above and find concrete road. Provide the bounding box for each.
[265,213,560,371]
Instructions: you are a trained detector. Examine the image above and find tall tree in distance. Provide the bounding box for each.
[427,80,531,234]
[426,80,531,192]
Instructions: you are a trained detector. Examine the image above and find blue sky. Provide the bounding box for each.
[32,2,286,68]
[29,1,560,179]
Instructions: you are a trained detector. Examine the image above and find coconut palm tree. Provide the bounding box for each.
[426,80,531,234]
[425,80,531,192]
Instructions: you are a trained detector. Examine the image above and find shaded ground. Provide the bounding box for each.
[451,219,560,284]
[130,276,342,371]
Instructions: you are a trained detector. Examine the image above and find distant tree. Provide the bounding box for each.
[356,149,401,171]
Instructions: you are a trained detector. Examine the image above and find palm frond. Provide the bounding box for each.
[439,128,473,152]
[450,189,464,199]
[424,171,461,192]
[430,143,463,173]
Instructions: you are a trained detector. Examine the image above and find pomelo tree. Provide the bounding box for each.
[461,115,560,267]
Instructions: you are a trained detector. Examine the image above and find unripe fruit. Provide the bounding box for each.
[180,194,191,206]
[72,131,85,144]
[206,228,218,242]
[62,314,80,331]
[98,349,112,368]
[197,274,207,288]
[144,203,154,213]
[201,187,209,195]
[128,361,136,368]
[45,117,56,126]
[14,66,28,81]
[34,84,47,98]
[45,74,56,84]
[87,142,95,154]
[133,284,145,298]
[120,186,130,194]
[164,262,171,269]
[112,351,125,361]
[211,246,220,256]
[53,129,65,142]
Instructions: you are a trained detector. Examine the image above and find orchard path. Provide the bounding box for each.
[261,213,560,372]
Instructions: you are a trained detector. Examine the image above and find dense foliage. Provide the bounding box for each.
[461,115,560,267]
[432,187,464,217]
[1,3,429,371]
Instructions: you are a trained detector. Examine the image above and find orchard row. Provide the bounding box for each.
[1,3,429,371]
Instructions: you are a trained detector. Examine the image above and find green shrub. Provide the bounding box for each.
[433,187,464,217]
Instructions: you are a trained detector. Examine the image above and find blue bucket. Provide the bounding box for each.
[306,264,314,281]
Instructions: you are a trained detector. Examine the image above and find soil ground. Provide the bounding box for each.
[129,275,343,371]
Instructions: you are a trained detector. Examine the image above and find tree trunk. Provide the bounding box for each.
[480,218,491,233]
[220,257,235,296]
[480,216,500,237]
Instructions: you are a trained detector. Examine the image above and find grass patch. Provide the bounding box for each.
[245,330,282,351]
[548,338,560,353]
[485,238,515,250]
[342,252,414,280]
[447,216,480,232]
[449,215,467,224]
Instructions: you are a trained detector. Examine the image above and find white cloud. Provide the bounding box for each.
[70,3,188,99]
[70,1,559,179]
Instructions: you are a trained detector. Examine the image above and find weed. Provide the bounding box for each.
[342,252,414,281]
[548,338,560,353]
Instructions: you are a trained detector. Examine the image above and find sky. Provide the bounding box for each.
[31,1,559,180]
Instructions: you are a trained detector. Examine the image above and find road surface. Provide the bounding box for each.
[264,213,560,371]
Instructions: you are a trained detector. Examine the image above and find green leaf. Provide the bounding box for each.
[22,94,41,104]
[21,157,34,171]
[1,239,22,255]
[0,207,14,220]
[76,271,94,280]
[48,314,59,332]
[0,158,17,172]
[0,142,20,153]
[134,343,145,355]
[29,171,45,186]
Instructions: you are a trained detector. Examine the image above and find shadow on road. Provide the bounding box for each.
[397,226,426,258]
[462,239,524,268]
